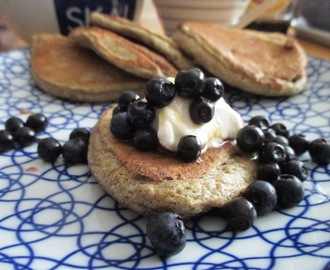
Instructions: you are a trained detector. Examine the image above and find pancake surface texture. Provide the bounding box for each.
[30,34,146,102]
[173,22,307,96]
[70,26,177,79]
[88,108,257,219]
[90,12,193,69]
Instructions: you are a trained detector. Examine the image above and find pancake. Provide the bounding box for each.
[90,12,193,69]
[173,22,308,96]
[88,108,257,219]
[30,33,147,102]
[69,26,178,79]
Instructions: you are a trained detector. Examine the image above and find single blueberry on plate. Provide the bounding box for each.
[38,137,62,162]
[224,197,257,231]
[69,128,90,144]
[146,212,186,258]
[62,138,88,165]
[0,130,15,153]
[258,142,286,164]
[257,162,281,184]
[25,113,48,133]
[270,122,290,138]
[243,180,277,216]
[248,115,270,130]
[5,116,24,135]
[236,125,265,153]
[273,174,305,209]
[281,160,308,182]
[308,138,330,165]
[15,126,36,147]
[288,134,309,156]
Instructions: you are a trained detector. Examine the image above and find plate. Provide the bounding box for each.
[0,49,329,270]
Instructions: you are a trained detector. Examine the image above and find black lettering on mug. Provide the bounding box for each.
[54,0,137,35]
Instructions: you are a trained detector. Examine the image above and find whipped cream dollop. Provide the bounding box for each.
[151,96,244,153]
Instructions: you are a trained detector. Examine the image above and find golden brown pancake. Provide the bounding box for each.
[30,33,147,102]
[88,108,257,219]
[69,26,177,79]
[90,12,193,69]
[173,22,307,96]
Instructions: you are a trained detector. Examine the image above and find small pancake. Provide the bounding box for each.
[30,33,147,102]
[90,12,193,69]
[69,26,177,79]
[173,22,308,96]
[88,108,257,219]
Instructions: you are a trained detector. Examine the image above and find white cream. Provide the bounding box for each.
[151,96,244,153]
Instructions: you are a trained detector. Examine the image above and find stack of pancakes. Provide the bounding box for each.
[30,14,308,218]
[30,13,307,103]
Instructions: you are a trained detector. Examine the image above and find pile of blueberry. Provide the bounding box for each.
[0,112,90,165]
[0,113,48,153]
[110,68,224,161]
[37,127,90,165]
[145,115,330,258]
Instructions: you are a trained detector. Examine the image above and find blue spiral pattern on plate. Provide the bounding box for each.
[0,49,329,270]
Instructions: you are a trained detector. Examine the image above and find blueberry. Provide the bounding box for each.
[5,116,24,135]
[15,127,36,147]
[258,142,286,164]
[263,129,277,144]
[62,138,88,164]
[288,134,309,156]
[118,91,140,111]
[224,197,257,231]
[133,128,159,152]
[236,125,265,153]
[308,138,330,165]
[275,135,289,146]
[189,96,215,124]
[284,145,297,161]
[177,135,202,162]
[248,115,270,130]
[257,162,281,184]
[175,68,205,99]
[25,113,48,133]
[38,137,62,162]
[146,212,186,258]
[127,100,155,129]
[201,77,224,102]
[110,112,135,140]
[270,123,290,138]
[69,128,90,144]
[281,160,308,182]
[145,78,176,108]
[242,180,277,216]
[0,130,15,153]
[273,174,304,209]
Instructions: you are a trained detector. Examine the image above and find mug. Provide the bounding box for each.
[0,0,143,43]
[298,0,330,32]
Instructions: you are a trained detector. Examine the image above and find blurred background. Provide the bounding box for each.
[0,0,329,57]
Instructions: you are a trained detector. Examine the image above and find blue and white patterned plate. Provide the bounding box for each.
[0,49,329,270]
